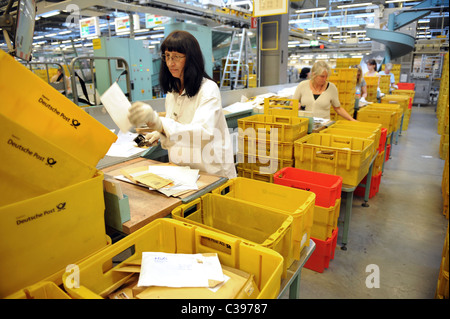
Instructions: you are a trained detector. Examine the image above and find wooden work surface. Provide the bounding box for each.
[102,158,226,234]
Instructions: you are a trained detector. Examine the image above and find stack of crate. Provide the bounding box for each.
[437,53,449,161]
[274,167,342,273]
[319,125,386,199]
[379,75,391,95]
[237,98,309,182]
[435,225,449,299]
[328,68,358,120]
[443,152,449,220]
[381,64,401,84]
[335,58,362,68]
[364,76,379,102]
[381,94,410,133]
[392,89,415,130]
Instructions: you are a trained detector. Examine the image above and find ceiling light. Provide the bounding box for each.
[39,10,60,18]
[45,33,57,38]
[296,7,327,13]
[58,31,72,35]
[337,2,373,9]
[34,35,44,39]
[385,0,417,3]
[150,33,165,39]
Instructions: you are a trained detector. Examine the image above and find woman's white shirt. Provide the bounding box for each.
[159,78,236,179]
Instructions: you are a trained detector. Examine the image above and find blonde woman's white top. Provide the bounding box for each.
[292,80,341,119]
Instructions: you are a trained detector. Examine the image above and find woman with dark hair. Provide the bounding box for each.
[299,67,310,81]
[128,30,236,179]
[365,59,379,77]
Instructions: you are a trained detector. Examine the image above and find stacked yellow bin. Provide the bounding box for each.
[442,152,449,219]
[435,225,449,299]
[381,95,410,133]
[391,90,415,130]
[437,53,449,161]
[328,68,358,120]
[335,58,362,68]
[381,64,401,84]
[237,98,309,182]
[294,133,375,187]
[357,103,402,135]
[364,76,379,103]
[379,75,391,95]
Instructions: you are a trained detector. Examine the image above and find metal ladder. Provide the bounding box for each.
[220,29,255,90]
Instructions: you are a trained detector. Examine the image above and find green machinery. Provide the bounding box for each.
[93,37,153,102]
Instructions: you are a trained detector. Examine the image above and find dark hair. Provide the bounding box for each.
[367,59,377,66]
[299,67,310,79]
[159,30,213,98]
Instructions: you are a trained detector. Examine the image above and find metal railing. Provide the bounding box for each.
[24,62,69,96]
[69,56,132,106]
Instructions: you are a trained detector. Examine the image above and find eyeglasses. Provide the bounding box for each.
[161,54,186,63]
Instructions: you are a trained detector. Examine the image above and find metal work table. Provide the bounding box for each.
[339,150,379,251]
[278,240,316,299]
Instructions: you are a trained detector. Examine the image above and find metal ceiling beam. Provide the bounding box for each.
[35,0,251,27]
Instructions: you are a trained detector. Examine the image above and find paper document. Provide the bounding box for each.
[115,164,199,197]
[137,252,225,288]
[105,131,146,158]
[100,82,133,133]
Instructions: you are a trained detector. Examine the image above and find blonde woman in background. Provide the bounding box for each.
[292,61,356,121]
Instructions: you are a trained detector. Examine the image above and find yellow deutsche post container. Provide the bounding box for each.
[211,177,316,261]
[364,103,403,132]
[356,107,398,134]
[310,198,341,241]
[0,171,109,298]
[0,50,117,167]
[320,127,379,153]
[172,193,294,276]
[294,133,375,187]
[62,218,285,299]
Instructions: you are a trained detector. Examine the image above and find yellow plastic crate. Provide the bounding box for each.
[238,137,294,159]
[364,103,403,131]
[0,171,110,298]
[237,167,274,183]
[381,94,410,113]
[238,114,309,142]
[62,218,284,299]
[356,108,398,134]
[364,76,379,86]
[294,133,375,187]
[6,281,71,299]
[331,120,383,139]
[211,177,315,260]
[320,127,379,151]
[237,153,294,174]
[311,198,341,241]
[172,194,294,275]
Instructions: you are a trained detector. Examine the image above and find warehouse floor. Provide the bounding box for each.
[281,105,448,299]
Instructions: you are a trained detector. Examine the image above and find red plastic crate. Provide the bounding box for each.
[385,144,391,162]
[397,83,415,90]
[304,228,338,273]
[378,128,387,152]
[355,171,382,199]
[274,167,342,208]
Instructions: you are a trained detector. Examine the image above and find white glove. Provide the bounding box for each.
[145,131,161,146]
[128,101,163,132]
